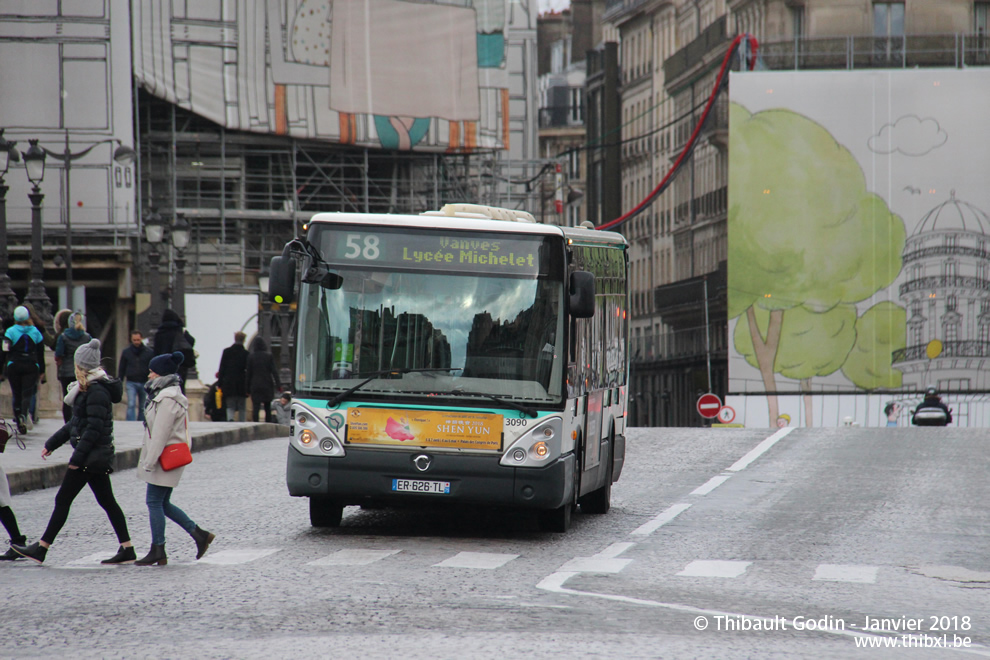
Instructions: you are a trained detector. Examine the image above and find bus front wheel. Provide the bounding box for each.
[309,497,344,528]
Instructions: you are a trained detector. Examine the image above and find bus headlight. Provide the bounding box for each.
[290,402,345,458]
[500,417,562,468]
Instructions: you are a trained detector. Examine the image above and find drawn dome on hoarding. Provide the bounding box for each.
[912,190,990,235]
[895,191,990,390]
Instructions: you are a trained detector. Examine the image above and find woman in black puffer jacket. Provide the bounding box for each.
[12,339,136,565]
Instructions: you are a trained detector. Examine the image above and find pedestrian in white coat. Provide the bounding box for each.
[135,350,215,566]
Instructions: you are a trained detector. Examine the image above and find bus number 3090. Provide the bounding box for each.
[505,419,528,427]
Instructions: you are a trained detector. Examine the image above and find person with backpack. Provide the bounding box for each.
[1,306,46,434]
[11,338,136,565]
[54,311,92,422]
[153,309,196,392]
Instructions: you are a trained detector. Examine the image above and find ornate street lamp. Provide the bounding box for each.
[22,140,52,328]
[0,129,20,320]
[39,134,136,308]
[143,208,164,331]
[171,213,189,318]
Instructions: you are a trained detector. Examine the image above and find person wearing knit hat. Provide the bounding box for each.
[3,305,45,434]
[135,349,215,565]
[148,350,184,378]
[55,311,91,422]
[12,337,136,565]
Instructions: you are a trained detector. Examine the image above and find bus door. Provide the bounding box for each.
[583,390,604,470]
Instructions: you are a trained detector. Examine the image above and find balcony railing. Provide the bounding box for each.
[760,33,990,70]
[893,340,990,363]
[899,275,990,296]
[539,105,584,129]
[631,325,727,363]
[902,245,990,263]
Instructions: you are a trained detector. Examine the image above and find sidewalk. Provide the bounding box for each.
[1,418,288,496]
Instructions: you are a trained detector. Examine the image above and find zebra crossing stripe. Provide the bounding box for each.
[434,551,519,569]
[197,548,280,565]
[55,552,116,569]
[307,549,401,566]
[676,560,751,578]
[813,564,878,583]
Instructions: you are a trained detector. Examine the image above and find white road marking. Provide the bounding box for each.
[434,551,518,569]
[307,549,401,566]
[556,557,631,574]
[691,474,731,495]
[535,579,990,654]
[813,564,878,583]
[629,502,692,537]
[197,548,280,565]
[727,427,793,472]
[55,552,116,569]
[676,560,751,578]
[594,542,635,559]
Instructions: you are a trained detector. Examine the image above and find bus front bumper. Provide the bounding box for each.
[287,445,575,510]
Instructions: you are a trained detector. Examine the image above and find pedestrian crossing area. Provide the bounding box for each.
[3,545,884,584]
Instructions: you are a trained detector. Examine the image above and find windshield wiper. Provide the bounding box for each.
[326,367,461,408]
[449,390,539,418]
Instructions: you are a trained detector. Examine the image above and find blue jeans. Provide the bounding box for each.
[126,380,147,422]
[145,484,196,545]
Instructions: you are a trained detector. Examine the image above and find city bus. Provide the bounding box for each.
[267,204,628,532]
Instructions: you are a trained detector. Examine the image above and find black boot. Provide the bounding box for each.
[190,526,215,560]
[0,536,27,561]
[12,541,47,564]
[101,544,137,564]
[135,544,167,566]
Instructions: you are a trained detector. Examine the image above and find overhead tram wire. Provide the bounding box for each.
[597,33,759,232]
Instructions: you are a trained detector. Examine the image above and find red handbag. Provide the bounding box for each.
[159,443,192,471]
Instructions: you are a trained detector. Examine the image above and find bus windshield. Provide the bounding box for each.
[294,226,565,406]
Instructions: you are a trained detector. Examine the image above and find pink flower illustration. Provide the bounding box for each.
[385,416,415,441]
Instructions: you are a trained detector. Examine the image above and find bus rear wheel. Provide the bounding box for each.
[309,497,344,527]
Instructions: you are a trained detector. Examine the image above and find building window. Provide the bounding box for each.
[945,322,959,343]
[944,261,958,278]
[947,294,957,311]
[791,5,805,40]
[874,2,905,60]
[978,2,990,35]
[874,2,905,37]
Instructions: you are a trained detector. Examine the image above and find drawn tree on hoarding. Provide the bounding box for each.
[842,301,907,389]
[728,104,906,423]
[734,304,857,426]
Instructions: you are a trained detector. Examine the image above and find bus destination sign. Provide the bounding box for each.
[324,229,544,276]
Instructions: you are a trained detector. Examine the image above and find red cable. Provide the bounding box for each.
[597,34,758,232]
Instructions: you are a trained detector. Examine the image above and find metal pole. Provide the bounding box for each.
[174,247,186,319]
[0,181,18,319]
[148,247,162,331]
[703,275,712,392]
[63,130,73,308]
[25,186,53,328]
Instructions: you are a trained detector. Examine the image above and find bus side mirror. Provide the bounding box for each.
[569,270,595,318]
[268,256,296,304]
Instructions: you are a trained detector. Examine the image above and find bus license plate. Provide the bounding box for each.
[392,479,450,495]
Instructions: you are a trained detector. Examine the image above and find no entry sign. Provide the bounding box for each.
[697,393,722,419]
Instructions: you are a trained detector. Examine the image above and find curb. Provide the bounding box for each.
[7,423,289,496]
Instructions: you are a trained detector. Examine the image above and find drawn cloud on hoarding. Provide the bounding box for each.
[868,115,947,156]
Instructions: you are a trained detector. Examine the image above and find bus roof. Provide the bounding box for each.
[306,210,628,248]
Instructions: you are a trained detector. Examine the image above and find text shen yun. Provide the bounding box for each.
[436,419,490,436]
[402,247,535,267]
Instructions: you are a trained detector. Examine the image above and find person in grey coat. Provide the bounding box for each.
[135,350,215,566]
